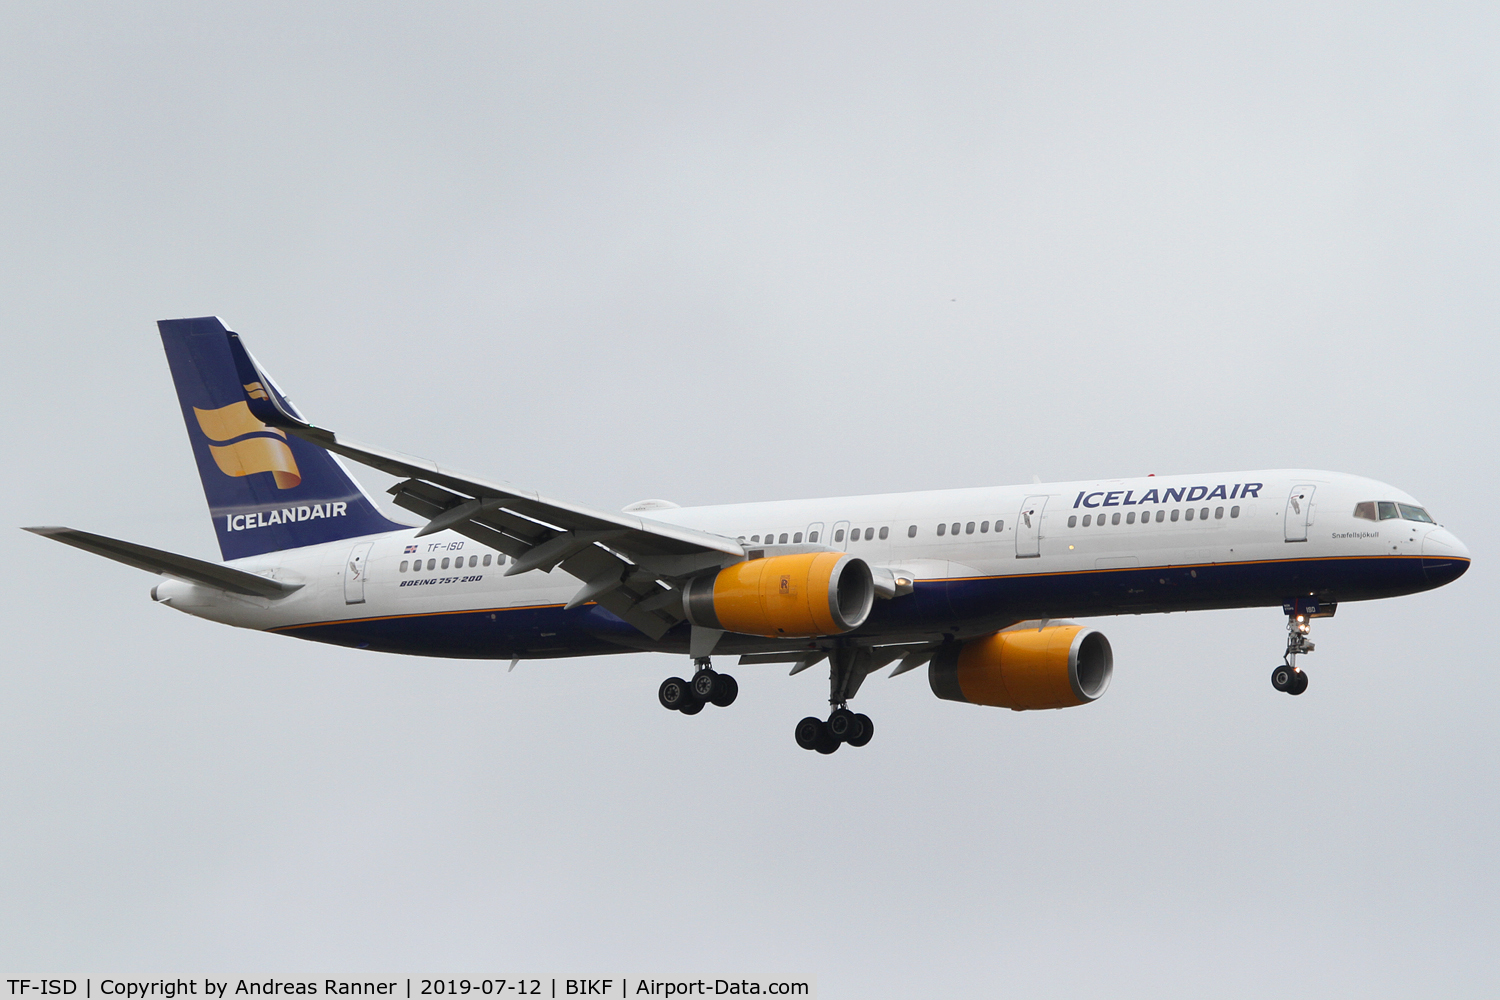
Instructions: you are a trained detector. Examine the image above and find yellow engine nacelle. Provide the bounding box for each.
[929,624,1113,710]
[683,552,874,637]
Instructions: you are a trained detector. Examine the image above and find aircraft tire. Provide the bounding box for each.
[691,669,719,701]
[679,699,705,715]
[827,707,859,742]
[710,673,738,707]
[659,677,692,711]
[1271,666,1292,692]
[814,728,841,754]
[847,713,874,748]
[1288,670,1309,696]
[795,716,825,750]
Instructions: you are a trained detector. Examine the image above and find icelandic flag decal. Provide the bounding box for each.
[404,545,418,553]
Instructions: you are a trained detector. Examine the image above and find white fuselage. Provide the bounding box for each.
[152,469,1469,660]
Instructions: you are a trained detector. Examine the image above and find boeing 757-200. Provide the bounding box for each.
[25,317,1472,753]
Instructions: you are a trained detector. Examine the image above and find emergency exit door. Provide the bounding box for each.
[344,542,373,603]
[1016,496,1048,558]
[1284,485,1316,542]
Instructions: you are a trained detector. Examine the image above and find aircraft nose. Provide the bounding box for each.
[1422,528,1471,585]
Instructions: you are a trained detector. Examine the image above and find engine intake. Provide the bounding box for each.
[929,624,1113,710]
[683,552,874,637]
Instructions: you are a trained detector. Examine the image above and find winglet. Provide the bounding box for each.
[224,331,317,435]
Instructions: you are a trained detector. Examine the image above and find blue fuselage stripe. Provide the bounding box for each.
[272,554,1462,660]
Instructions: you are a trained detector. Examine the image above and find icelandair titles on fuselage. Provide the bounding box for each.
[224,502,348,532]
[1073,482,1263,509]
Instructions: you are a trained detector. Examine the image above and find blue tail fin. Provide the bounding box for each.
[158,317,408,560]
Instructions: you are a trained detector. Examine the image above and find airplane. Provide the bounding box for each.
[26,317,1472,754]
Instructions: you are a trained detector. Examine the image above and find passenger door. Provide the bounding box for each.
[344,542,373,603]
[1284,485,1316,542]
[1016,496,1048,558]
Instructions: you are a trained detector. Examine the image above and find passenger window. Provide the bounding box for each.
[1214,507,1223,520]
[1111,512,1121,525]
[1170,510,1179,522]
[1378,502,1400,520]
[980,520,989,533]
[1230,506,1240,518]
[400,560,409,572]
[995,520,1003,532]
[779,533,788,544]
[1185,509,1194,521]
[483,554,492,566]
[1126,511,1136,524]
[1082,514,1091,526]
[441,557,450,569]
[864,528,874,540]
[936,524,946,536]
[751,535,760,542]
[836,529,846,542]
[965,522,975,535]
[907,525,917,538]
[497,554,506,566]
[1068,515,1078,528]
[879,526,889,540]
[1200,507,1209,520]
[1156,510,1164,522]
[951,522,960,535]
[809,531,819,542]
[1398,503,1435,523]
[1353,502,1377,521]
[793,532,803,543]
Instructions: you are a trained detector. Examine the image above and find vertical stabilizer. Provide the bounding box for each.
[158,317,408,560]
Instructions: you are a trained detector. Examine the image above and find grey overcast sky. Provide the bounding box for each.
[2,3,1497,996]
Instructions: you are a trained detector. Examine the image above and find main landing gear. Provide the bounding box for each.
[658,657,738,715]
[1271,600,1328,696]
[794,646,876,754]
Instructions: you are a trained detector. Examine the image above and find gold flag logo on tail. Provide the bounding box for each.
[243,381,270,400]
[193,401,301,489]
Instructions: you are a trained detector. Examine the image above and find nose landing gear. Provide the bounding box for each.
[1273,599,1334,696]
[659,657,738,714]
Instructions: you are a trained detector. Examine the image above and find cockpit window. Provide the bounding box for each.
[1358,500,1436,523]
[1398,503,1435,524]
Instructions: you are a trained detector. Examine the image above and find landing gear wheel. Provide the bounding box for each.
[795,716,826,751]
[847,713,874,748]
[659,677,691,711]
[709,673,738,707]
[814,727,841,754]
[691,669,719,701]
[679,699,705,715]
[827,707,859,742]
[1288,670,1309,696]
[1271,665,1293,692]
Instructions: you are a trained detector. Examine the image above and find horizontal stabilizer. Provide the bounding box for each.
[23,526,302,598]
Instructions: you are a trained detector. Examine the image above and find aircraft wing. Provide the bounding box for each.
[226,333,742,639]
